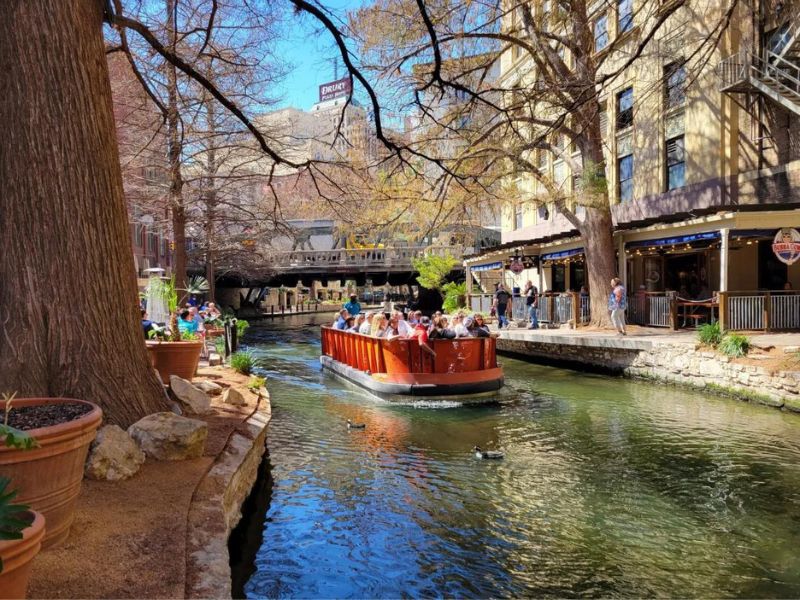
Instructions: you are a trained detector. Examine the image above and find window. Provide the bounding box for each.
[618,0,633,34]
[665,135,685,190]
[594,14,609,52]
[664,62,686,110]
[134,224,145,248]
[147,232,157,253]
[537,149,548,170]
[538,204,550,221]
[514,204,524,229]
[541,0,550,31]
[618,152,634,202]
[616,87,633,130]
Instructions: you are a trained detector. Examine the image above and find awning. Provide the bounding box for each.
[626,231,719,249]
[471,261,503,272]
[541,247,584,261]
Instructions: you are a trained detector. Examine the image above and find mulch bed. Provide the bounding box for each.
[7,402,93,430]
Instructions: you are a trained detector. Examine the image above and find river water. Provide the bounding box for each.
[232,314,800,598]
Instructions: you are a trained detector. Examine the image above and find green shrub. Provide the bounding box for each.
[697,322,722,347]
[213,336,225,356]
[718,333,750,358]
[247,376,266,391]
[236,319,250,338]
[230,350,256,374]
[442,282,467,314]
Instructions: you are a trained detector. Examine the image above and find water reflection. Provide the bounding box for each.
[237,315,800,598]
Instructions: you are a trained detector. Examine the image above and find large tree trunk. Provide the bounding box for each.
[580,205,617,328]
[0,0,169,426]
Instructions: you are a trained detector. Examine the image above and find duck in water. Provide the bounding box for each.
[473,446,504,460]
[347,419,366,430]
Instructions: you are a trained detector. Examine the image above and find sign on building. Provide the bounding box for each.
[319,77,352,102]
[772,228,800,265]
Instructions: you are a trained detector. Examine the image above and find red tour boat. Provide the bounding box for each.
[320,327,504,401]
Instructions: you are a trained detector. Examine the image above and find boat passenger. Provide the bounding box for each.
[409,317,437,357]
[352,314,367,333]
[452,314,470,338]
[429,316,456,340]
[371,314,388,337]
[393,310,412,337]
[344,294,361,316]
[382,315,401,339]
[408,310,422,326]
[344,316,357,332]
[333,309,349,330]
[358,312,374,335]
[468,314,492,338]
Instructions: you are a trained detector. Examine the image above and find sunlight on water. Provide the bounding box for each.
[234,314,800,599]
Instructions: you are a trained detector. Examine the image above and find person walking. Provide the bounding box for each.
[608,277,627,336]
[524,281,538,329]
[494,283,510,329]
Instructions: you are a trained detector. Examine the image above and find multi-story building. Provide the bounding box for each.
[108,53,173,282]
[465,0,800,330]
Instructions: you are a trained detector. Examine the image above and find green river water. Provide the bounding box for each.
[231,314,800,598]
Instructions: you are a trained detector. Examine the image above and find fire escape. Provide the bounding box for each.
[718,18,800,116]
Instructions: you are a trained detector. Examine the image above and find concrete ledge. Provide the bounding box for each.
[498,333,800,413]
[185,390,272,599]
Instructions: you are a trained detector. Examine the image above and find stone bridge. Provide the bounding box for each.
[247,245,465,286]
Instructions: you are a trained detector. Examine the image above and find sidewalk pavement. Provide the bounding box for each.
[494,323,800,351]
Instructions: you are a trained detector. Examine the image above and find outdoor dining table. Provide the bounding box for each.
[677,299,718,328]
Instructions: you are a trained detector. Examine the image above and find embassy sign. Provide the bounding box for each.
[319,77,352,102]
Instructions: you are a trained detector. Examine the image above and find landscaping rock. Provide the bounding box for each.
[128,412,208,461]
[208,353,223,366]
[222,387,247,406]
[85,425,145,481]
[194,380,223,395]
[170,375,212,415]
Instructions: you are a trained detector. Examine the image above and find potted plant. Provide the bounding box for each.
[145,277,204,384]
[0,477,45,599]
[0,392,101,551]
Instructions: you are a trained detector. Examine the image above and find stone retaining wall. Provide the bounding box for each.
[185,390,272,599]
[498,336,800,412]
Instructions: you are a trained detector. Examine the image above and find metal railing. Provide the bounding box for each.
[270,244,466,272]
[555,295,573,324]
[721,291,800,331]
[627,292,674,327]
[727,295,765,330]
[470,294,494,314]
[719,49,800,99]
[579,295,591,324]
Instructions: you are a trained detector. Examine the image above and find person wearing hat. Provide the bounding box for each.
[344,294,361,317]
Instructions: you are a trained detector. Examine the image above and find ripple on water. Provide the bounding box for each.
[236,316,800,598]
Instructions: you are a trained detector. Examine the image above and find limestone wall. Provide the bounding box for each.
[498,336,800,412]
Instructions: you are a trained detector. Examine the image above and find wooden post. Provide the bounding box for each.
[668,296,679,331]
[763,292,771,331]
[571,291,580,326]
[718,291,728,331]
[271,304,274,316]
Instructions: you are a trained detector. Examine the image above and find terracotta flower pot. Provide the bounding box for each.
[0,398,101,549]
[0,510,45,600]
[205,327,224,339]
[146,340,204,384]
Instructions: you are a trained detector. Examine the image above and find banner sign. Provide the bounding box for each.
[772,228,800,265]
[319,77,352,102]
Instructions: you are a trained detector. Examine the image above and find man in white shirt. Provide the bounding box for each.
[394,310,412,337]
[358,312,374,335]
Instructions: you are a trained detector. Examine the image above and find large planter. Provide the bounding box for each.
[146,340,204,384]
[205,326,224,339]
[0,510,45,600]
[0,399,101,549]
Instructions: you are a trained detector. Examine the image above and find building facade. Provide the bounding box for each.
[466,0,800,330]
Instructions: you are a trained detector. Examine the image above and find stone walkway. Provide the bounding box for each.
[496,324,800,350]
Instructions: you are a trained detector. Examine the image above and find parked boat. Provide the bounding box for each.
[320,327,504,401]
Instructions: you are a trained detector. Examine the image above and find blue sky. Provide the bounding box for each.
[274,0,365,110]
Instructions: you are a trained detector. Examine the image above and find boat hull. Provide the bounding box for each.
[320,355,504,401]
